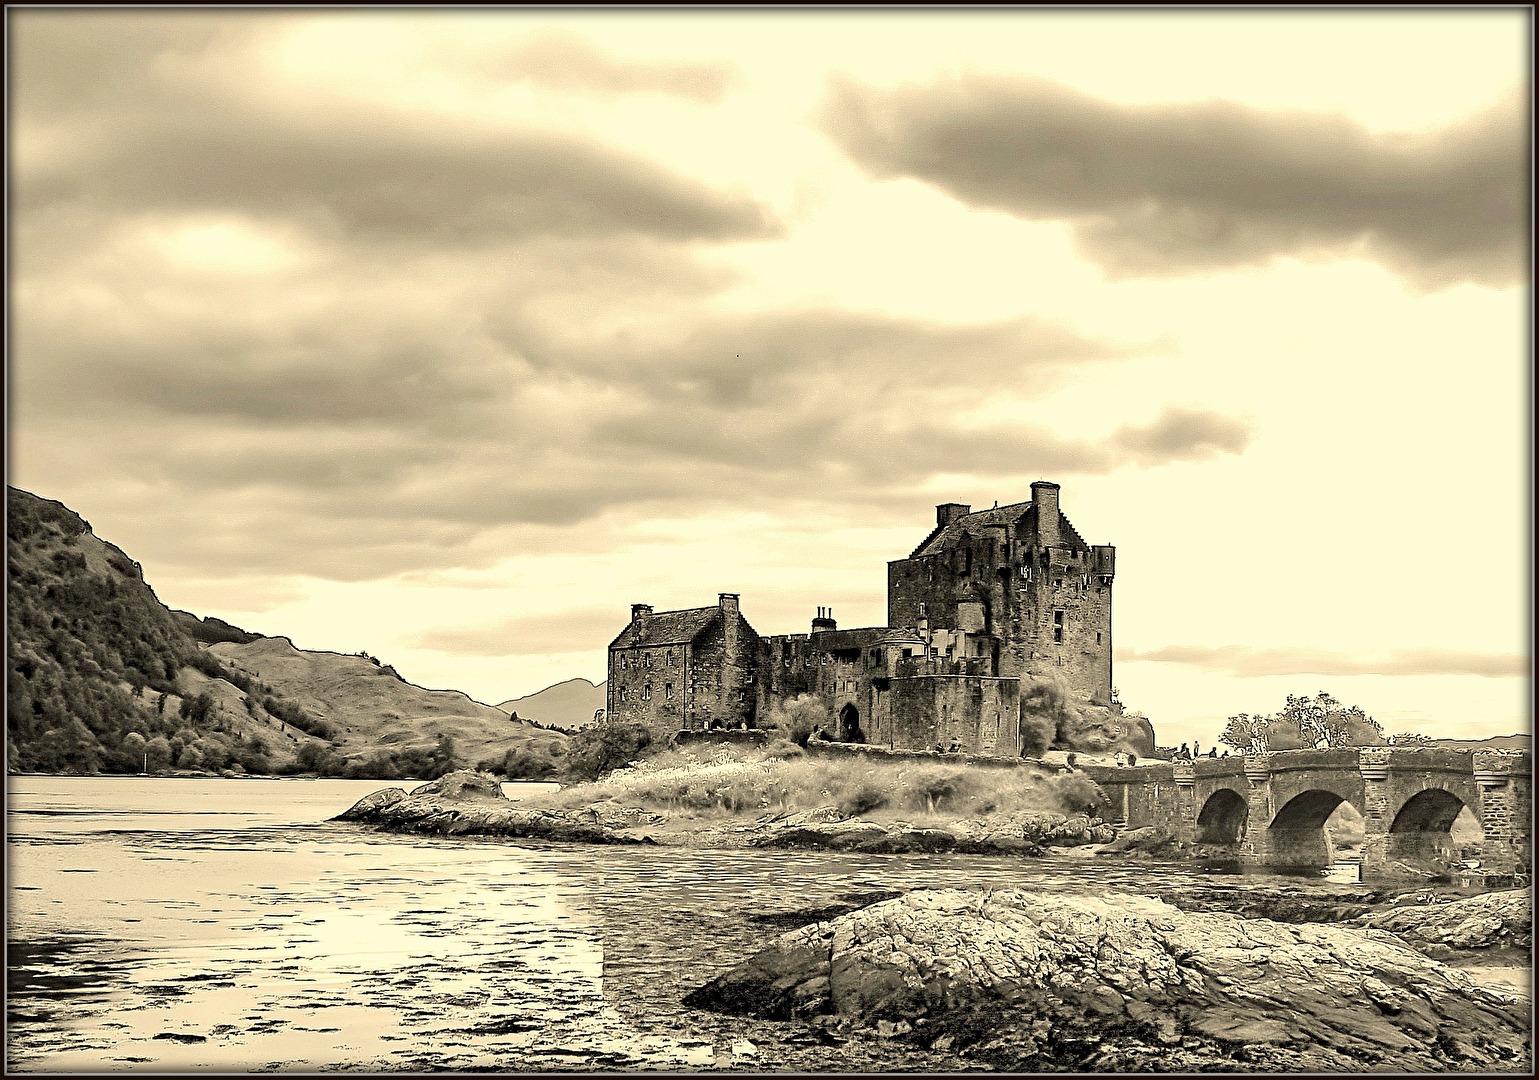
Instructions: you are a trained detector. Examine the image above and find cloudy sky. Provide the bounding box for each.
[9,9,1530,746]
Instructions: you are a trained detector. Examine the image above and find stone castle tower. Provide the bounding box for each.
[609,481,1117,754]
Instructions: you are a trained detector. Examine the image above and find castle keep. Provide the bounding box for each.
[607,481,1116,755]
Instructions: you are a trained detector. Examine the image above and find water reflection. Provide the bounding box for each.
[2,776,1516,1072]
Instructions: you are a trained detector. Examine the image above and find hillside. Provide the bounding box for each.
[6,487,299,774]
[7,486,565,779]
[498,677,607,730]
[211,636,564,776]
[1424,733,1530,752]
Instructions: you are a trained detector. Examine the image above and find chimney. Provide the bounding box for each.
[936,502,971,528]
[718,593,740,617]
[1031,481,1060,546]
[631,603,653,621]
[812,605,836,634]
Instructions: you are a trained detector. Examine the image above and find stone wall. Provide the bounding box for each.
[606,642,690,734]
[871,676,1021,756]
[686,614,761,730]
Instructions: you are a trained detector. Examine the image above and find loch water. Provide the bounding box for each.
[1,776,1515,1072]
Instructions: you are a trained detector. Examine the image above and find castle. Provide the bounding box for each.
[606,481,1118,756]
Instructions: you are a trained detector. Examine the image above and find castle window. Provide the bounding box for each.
[665,682,674,702]
[1096,632,1102,645]
[1054,610,1065,644]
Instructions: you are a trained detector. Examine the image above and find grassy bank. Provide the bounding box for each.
[533,744,1108,826]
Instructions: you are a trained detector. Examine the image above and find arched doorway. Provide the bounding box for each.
[1268,789,1351,869]
[1196,789,1248,846]
[837,703,865,743]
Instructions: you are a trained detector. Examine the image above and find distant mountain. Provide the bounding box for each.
[498,677,606,730]
[1421,733,1530,752]
[7,486,564,779]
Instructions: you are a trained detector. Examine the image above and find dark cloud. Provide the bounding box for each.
[11,12,776,247]
[471,29,739,103]
[8,12,1256,585]
[410,609,628,657]
[1111,407,1254,465]
[1120,645,1528,679]
[822,76,1527,288]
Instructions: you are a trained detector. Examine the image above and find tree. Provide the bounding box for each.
[1219,712,1271,753]
[1219,693,1383,752]
[1275,692,1383,749]
[565,720,653,781]
[762,694,830,747]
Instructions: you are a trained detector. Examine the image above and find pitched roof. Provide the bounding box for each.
[908,500,1092,559]
[610,607,719,649]
[910,500,1031,558]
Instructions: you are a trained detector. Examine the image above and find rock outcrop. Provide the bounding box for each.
[684,888,1530,1072]
[334,770,655,844]
[748,810,1112,856]
[1356,888,1531,955]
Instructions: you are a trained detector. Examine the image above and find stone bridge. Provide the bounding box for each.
[1084,747,1530,878]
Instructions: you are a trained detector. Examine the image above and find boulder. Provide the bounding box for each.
[1356,888,1531,954]
[335,786,407,821]
[331,780,644,844]
[409,769,505,801]
[684,888,1529,1072]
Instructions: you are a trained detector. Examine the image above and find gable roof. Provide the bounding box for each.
[610,607,719,649]
[910,500,1032,558]
[908,500,1092,559]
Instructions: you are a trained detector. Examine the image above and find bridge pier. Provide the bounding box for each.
[1171,763,1197,844]
[1358,747,1393,877]
[1474,749,1531,880]
[1236,753,1275,867]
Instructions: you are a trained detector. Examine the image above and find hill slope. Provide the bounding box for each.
[498,677,606,730]
[211,636,563,775]
[7,486,565,778]
[6,487,298,774]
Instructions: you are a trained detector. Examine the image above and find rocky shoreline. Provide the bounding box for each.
[335,771,1532,1072]
[335,771,1124,855]
[684,887,1532,1072]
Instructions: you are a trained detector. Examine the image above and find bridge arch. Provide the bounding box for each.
[1267,789,1353,869]
[1196,788,1248,845]
[1382,787,1481,869]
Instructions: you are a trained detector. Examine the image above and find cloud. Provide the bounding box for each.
[1111,407,1254,465]
[469,29,739,103]
[7,12,1256,585]
[822,75,1528,289]
[1120,645,1529,679]
[11,13,776,248]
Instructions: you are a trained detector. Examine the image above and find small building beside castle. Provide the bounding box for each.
[607,481,1119,755]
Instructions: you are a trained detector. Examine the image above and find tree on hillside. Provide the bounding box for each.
[1220,692,1384,752]
[565,719,653,781]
